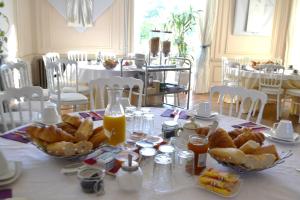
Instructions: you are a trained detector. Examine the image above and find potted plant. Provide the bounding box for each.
[0,1,9,65]
[165,7,196,58]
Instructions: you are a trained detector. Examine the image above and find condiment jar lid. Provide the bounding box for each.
[159,145,175,154]
[163,120,178,127]
[139,147,156,157]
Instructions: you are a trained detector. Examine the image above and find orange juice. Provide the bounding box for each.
[103,115,126,146]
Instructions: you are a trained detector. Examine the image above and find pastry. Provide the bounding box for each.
[196,127,209,136]
[243,154,276,170]
[75,119,93,141]
[202,168,239,183]
[209,148,246,165]
[61,114,82,128]
[27,125,76,143]
[46,141,76,156]
[200,183,232,196]
[208,128,236,149]
[75,141,93,154]
[89,126,108,148]
[228,129,243,140]
[233,130,265,148]
[57,122,77,135]
[239,140,260,154]
[252,145,279,160]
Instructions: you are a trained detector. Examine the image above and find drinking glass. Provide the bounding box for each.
[152,154,173,193]
[143,113,154,135]
[133,111,144,133]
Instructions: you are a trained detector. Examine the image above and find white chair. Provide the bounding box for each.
[67,51,88,62]
[89,76,144,110]
[210,85,268,123]
[284,89,300,123]
[43,52,60,63]
[0,86,44,132]
[0,61,49,101]
[258,64,284,121]
[221,57,241,87]
[45,60,88,114]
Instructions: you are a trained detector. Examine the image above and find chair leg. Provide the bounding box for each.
[252,101,258,117]
[276,94,280,121]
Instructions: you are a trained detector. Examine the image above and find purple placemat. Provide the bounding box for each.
[0,126,30,143]
[0,188,12,199]
[160,109,189,120]
[78,111,105,121]
[232,122,270,132]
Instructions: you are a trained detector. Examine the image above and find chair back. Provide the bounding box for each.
[221,57,241,86]
[45,60,79,98]
[89,76,144,110]
[67,51,87,61]
[210,85,267,123]
[43,52,60,65]
[0,61,31,90]
[0,86,44,131]
[259,64,284,90]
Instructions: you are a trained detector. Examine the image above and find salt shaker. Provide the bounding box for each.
[116,154,143,192]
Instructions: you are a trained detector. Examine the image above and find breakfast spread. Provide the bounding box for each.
[198,168,240,197]
[26,114,109,157]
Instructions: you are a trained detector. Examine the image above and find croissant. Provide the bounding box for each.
[233,131,265,148]
[27,125,76,143]
[57,122,77,135]
[61,114,82,128]
[89,126,108,148]
[208,128,236,149]
[228,129,243,140]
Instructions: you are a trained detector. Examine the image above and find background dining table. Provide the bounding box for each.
[1,107,300,200]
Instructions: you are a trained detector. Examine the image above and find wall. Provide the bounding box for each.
[210,0,291,85]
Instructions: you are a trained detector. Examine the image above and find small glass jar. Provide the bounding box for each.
[162,121,179,139]
[77,168,105,195]
[116,160,143,192]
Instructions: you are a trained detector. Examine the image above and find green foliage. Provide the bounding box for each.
[165,7,196,57]
[0,1,9,55]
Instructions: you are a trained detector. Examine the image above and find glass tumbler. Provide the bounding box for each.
[143,113,155,135]
[152,154,173,193]
[133,111,144,133]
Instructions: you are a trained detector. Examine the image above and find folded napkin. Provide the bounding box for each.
[0,126,30,144]
[0,188,12,199]
[78,111,105,121]
[232,122,270,132]
[160,109,189,120]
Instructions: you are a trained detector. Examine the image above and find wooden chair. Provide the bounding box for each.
[210,85,268,123]
[0,61,49,101]
[258,64,284,121]
[44,60,88,114]
[0,86,44,132]
[67,51,88,62]
[89,76,144,110]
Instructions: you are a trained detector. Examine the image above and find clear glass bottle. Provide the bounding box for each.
[103,86,126,146]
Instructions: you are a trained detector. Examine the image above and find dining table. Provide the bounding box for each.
[1,107,300,200]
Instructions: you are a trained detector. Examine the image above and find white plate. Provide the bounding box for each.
[0,161,22,186]
[0,162,16,181]
[187,111,218,120]
[263,130,300,144]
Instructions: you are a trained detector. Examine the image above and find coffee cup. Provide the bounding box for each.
[135,53,145,68]
[42,105,60,124]
[273,120,294,140]
[195,102,212,117]
[0,151,9,177]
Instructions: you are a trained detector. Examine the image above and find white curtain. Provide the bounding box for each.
[66,0,93,28]
[284,0,300,69]
[193,0,218,94]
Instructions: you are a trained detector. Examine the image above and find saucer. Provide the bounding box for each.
[0,161,22,186]
[0,162,17,181]
[187,110,218,120]
[262,130,300,144]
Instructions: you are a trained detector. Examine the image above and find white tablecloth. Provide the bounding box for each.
[1,107,300,200]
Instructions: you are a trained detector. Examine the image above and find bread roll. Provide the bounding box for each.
[75,141,93,154]
[239,140,260,154]
[75,119,93,141]
[209,148,246,165]
[57,122,77,135]
[233,131,265,148]
[244,154,276,170]
[252,145,279,160]
[27,125,76,143]
[62,114,82,128]
[46,141,76,156]
[89,126,108,148]
[208,128,236,149]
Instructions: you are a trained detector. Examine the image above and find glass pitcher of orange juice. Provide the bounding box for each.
[103,86,126,146]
